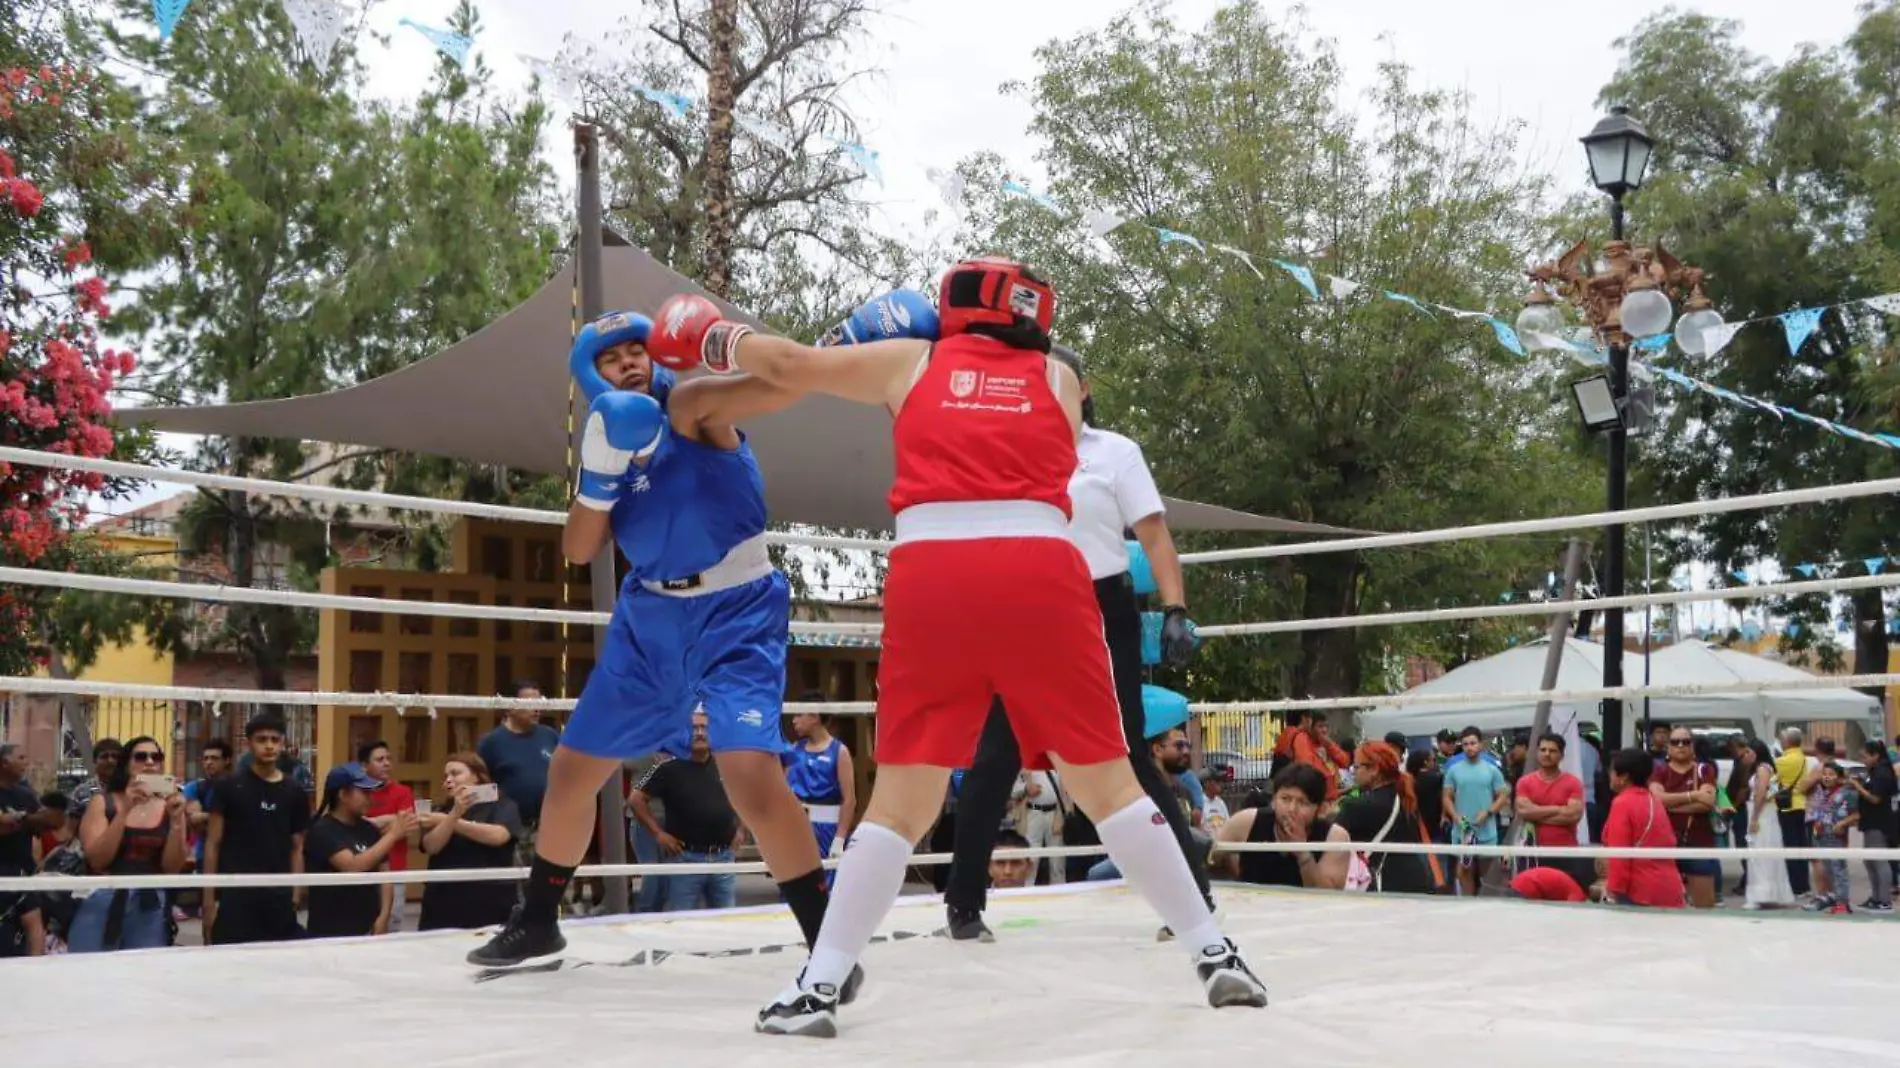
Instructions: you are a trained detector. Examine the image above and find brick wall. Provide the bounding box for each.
[173,653,319,692]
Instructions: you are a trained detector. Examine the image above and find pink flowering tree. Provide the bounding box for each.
[1,61,170,676]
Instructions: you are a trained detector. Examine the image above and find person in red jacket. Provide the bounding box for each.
[1602,748,1685,908]
[645,261,1266,1038]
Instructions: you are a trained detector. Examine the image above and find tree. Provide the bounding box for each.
[1599,6,1900,689]
[949,2,1599,701]
[1,13,179,678]
[106,0,560,688]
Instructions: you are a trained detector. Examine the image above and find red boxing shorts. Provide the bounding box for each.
[873,535,1128,771]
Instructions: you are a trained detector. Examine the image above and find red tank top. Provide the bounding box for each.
[887,334,1077,517]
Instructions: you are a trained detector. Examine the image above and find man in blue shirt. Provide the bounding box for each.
[1441,726,1508,896]
[182,739,233,872]
[477,680,561,834]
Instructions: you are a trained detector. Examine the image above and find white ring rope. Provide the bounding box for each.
[0,567,882,637]
[1177,476,1900,564]
[1192,571,1900,637]
[8,672,1897,718]
[16,441,1900,564]
[0,841,1885,893]
[11,566,1891,646]
[0,445,890,552]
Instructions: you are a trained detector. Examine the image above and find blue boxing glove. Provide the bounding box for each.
[815,288,939,347]
[575,391,665,511]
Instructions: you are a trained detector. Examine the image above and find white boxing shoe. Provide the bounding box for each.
[1195,939,1268,1008]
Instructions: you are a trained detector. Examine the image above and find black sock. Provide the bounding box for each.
[778,866,830,948]
[523,856,576,924]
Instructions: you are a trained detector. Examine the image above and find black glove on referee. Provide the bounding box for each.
[1160,605,1196,667]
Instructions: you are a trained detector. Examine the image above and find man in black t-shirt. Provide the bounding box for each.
[206,713,312,944]
[1851,741,1897,912]
[1,744,62,956]
[629,721,742,911]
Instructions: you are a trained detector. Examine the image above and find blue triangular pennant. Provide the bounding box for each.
[1867,557,1886,575]
[153,0,189,39]
[1154,228,1205,253]
[1632,333,1673,351]
[1780,307,1825,354]
[1269,260,1320,301]
[634,86,693,120]
[1487,317,1526,356]
[1730,569,1749,584]
[1795,563,1818,578]
[1499,591,1515,603]
[1787,622,1802,639]
[398,18,472,65]
[1879,434,1900,449]
[1383,291,1434,316]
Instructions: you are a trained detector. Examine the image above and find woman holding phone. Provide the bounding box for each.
[419,752,522,931]
[69,735,189,952]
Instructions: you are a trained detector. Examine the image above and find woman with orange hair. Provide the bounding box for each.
[1334,742,1439,894]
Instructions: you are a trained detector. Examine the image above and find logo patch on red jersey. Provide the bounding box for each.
[949,369,978,397]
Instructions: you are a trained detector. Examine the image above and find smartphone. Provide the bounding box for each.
[467,783,499,805]
[137,773,177,797]
[413,799,433,816]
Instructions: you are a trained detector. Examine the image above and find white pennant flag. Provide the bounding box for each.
[1699,321,1744,356]
[733,114,799,157]
[1523,331,1572,352]
[1211,244,1265,280]
[924,167,966,209]
[1434,304,1492,321]
[520,54,582,101]
[1325,275,1361,300]
[1083,208,1127,238]
[282,0,350,71]
[1864,293,1900,316]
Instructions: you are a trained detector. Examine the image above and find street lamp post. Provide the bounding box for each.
[1516,106,1722,749]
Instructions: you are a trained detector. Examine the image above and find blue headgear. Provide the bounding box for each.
[570,310,675,405]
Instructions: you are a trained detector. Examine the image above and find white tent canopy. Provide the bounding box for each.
[1359,638,1882,744]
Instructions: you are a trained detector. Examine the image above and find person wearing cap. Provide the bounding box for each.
[469,307,873,989]
[1198,770,1229,832]
[303,763,417,939]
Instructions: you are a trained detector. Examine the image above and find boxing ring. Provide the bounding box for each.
[7,880,1896,1066]
[7,443,1900,1066]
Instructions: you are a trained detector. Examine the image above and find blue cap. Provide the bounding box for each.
[323,762,379,793]
[569,310,676,406]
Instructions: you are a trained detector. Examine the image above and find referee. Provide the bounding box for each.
[941,343,1202,942]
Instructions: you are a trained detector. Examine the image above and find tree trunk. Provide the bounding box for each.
[1292,555,1363,706]
[1852,588,1889,701]
[223,438,283,693]
[701,0,739,299]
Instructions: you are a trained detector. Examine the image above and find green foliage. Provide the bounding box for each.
[952,2,1598,699]
[1599,5,1900,681]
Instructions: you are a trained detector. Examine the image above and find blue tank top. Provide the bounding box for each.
[785,737,845,805]
[608,429,769,582]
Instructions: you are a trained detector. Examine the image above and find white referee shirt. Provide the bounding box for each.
[1068,426,1166,580]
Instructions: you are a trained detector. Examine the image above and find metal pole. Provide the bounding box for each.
[1528,540,1590,754]
[1642,521,1653,740]
[574,124,629,917]
[1602,194,1629,752]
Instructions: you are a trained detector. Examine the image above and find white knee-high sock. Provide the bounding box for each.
[1095,797,1224,957]
[802,821,911,989]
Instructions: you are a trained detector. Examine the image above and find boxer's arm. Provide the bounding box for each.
[562,505,612,565]
[731,334,929,410]
[1049,360,1085,443]
[667,374,803,448]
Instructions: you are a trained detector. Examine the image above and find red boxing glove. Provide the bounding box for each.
[649,294,752,375]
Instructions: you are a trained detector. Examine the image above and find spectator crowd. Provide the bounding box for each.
[6,691,1897,959]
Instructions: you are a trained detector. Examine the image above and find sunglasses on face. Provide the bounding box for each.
[1669,738,1694,747]
[129,750,165,764]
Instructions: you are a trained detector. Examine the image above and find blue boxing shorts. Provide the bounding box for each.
[562,570,790,759]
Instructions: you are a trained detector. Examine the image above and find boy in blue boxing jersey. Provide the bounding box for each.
[466,305,924,984]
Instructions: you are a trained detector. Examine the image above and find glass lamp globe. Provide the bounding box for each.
[1674,307,1725,355]
[1515,302,1566,339]
[1620,288,1673,339]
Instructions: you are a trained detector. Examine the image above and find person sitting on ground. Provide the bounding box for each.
[1215,763,1350,890]
[987,829,1033,891]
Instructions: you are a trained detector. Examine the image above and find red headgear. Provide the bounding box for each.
[937,257,1056,342]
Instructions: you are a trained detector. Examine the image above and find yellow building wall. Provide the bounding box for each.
[38,530,179,747]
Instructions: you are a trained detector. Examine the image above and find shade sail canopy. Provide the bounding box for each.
[116,238,1354,536]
